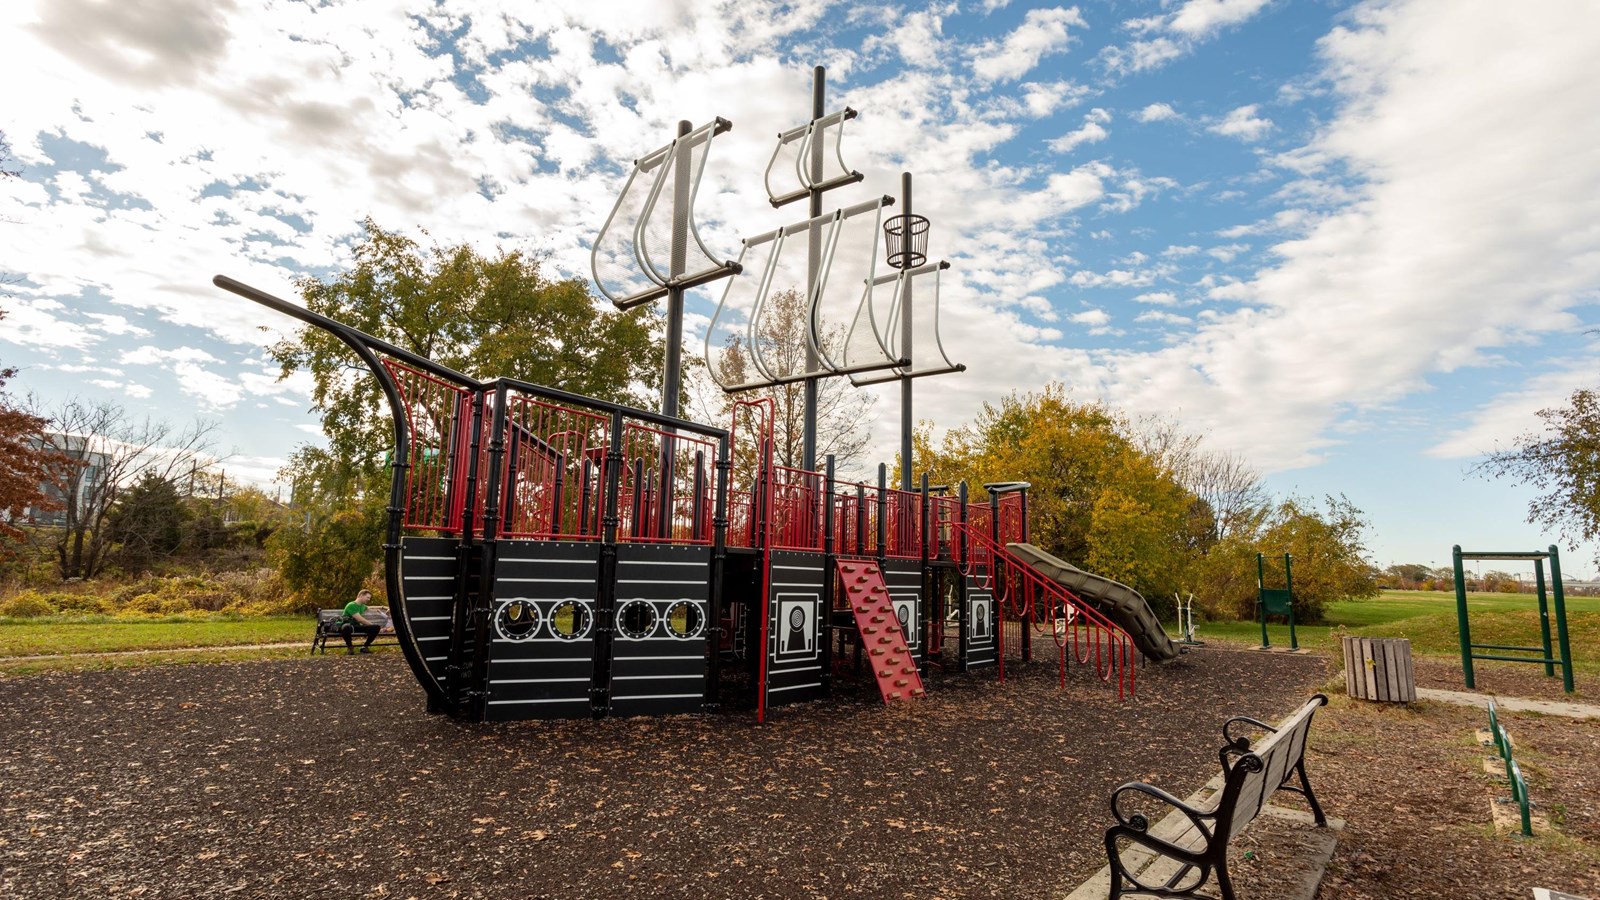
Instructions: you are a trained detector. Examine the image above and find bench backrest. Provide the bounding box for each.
[1217,694,1326,841]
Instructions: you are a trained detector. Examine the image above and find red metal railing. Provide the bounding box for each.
[726,400,774,550]
[885,488,922,559]
[771,466,825,551]
[498,395,610,540]
[927,494,960,560]
[997,492,1026,547]
[616,421,718,544]
[956,522,1136,699]
[383,359,472,534]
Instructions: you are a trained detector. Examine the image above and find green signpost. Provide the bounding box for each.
[1257,552,1297,650]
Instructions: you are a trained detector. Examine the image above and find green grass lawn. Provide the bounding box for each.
[1197,590,1600,674]
[0,615,312,658]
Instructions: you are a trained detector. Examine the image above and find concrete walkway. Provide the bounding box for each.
[1416,687,1600,720]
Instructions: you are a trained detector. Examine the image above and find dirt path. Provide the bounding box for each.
[1,642,307,663]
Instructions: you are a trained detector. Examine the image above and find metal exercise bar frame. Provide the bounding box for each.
[1453,544,1575,693]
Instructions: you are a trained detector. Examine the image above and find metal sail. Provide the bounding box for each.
[763,108,863,208]
[591,118,738,310]
[849,261,966,386]
[704,196,904,392]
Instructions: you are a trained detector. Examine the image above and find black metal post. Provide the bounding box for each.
[899,172,914,492]
[664,119,691,417]
[594,412,626,717]
[472,383,509,720]
[958,480,969,672]
[691,450,706,543]
[919,472,930,676]
[876,463,888,558]
[705,438,730,711]
[821,454,836,695]
[803,66,824,472]
[448,391,486,713]
[579,459,593,537]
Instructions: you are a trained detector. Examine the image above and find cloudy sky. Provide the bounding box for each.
[3,0,1599,572]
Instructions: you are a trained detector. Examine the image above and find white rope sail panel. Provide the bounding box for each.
[704,197,904,392]
[763,108,861,208]
[850,262,966,387]
[591,119,737,310]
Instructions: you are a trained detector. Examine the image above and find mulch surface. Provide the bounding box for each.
[1307,693,1600,899]
[0,647,1327,899]
[1412,654,1600,701]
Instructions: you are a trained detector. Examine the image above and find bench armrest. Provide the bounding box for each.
[1109,781,1217,841]
[1222,714,1277,744]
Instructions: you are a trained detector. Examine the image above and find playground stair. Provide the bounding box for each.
[836,559,925,704]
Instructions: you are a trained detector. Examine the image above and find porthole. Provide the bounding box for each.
[616,600,658,640]
[495,599,540,641]
[664,600,704,639]
[549,600,592,641]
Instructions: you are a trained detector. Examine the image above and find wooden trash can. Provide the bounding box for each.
[1343,636,1416,702]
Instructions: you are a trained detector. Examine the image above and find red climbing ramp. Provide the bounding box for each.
[836,559,926,704]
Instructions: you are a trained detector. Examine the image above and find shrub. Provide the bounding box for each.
[122,592,166,615]
[43,592,109,615]
[1,591,56,618]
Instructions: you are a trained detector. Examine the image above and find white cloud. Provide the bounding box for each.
[1019,80,1091,117]
[1135,102,1178,123]
[1047,108,1111,153]
[1135,310,1192,325]
[1102,0,1600,470]
[1102,0,1274,73]
[1206,242,1250,262]
[1070,308,1110,326]
[1429,366,1595,459]
[1208,104,1274,141]
[972,7,1088,83]
[1169,0,1275,38]
[1133,291,1180,305]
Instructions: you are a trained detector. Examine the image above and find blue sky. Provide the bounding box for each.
[3,0,1599,573]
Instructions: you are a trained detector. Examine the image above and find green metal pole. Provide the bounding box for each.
[1453,545,1474,689]
[1257,552,1270,649]
[1547,545,1575,693]
[1284,553,1297,650]
[1534,558,1554,678]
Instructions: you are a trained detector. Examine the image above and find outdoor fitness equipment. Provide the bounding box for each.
[1257,552,1298,650]
[1174,592,1202,646]
[1451,544,1575,693]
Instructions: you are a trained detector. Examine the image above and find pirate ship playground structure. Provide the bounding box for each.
[213,68,1171,723]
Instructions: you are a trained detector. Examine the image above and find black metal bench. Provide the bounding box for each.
[312,606,399,654]
[1102,694,1329,899]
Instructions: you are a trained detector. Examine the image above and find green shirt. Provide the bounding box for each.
[341,600,368,622]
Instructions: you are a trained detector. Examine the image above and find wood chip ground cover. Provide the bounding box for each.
[2,649,1326,898]
[6,645,1598,898]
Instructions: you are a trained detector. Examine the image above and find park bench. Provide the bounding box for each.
[1100,694,1329,900]
[312,606,399,654]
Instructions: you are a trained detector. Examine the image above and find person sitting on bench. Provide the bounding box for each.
[340,589,382,654]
